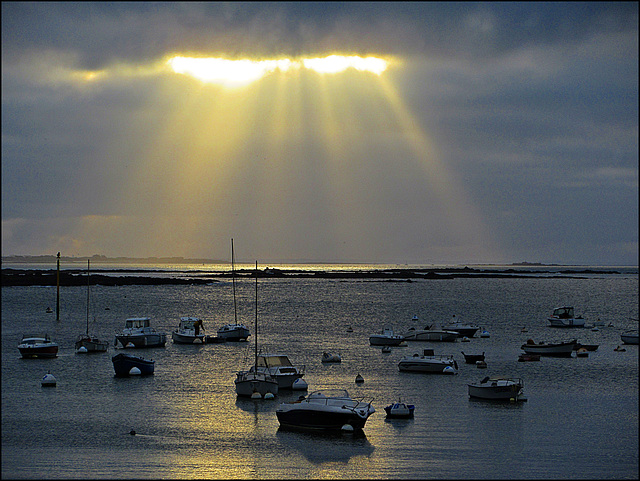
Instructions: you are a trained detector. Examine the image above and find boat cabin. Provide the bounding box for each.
[552,307,574,319]
[257,355,294,368]
[179,317,200,330]
[125,317,151,329]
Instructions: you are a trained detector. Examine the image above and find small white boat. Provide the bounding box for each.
[384,400,415,418]
[276,389,375,431]
[468,376,525,401]
[369,326,405,346]
[321,352,342,363]
[115,317,167,348]
[172,317,206,344]
[620,330,639,345]
[402,326,458,342]
[521,338,577,357]
[547,306,585,328]
[398,349,458,374]
[249,353,305,389]
[443,316,480,337]
[217,323,250,341]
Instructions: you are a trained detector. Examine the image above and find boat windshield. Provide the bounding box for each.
[553,307,574,318]
[258,355,293,368]
[126,318,151,328]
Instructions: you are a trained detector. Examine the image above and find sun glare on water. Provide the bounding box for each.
[167,55,390,86]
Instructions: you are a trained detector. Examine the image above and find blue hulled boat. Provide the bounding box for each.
[112,353,155,377]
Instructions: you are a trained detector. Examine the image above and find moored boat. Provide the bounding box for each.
[111,353,155,376]
[248,353,305,389]
[402,326,458,342]
[461,351,485,364]
[115,317,167,348]
[468,376,525,401]
[384,400,415,418]
[276,389,375,431]
[520,338,577,357]
[548,306,585,328]
[369,326,405,346]
[172,317,206,344]
[75,260,108,353]
[398,349,458,374]
[18,335,59,358]
[620,330,639,345]
[444,316,480,337]
[219,239,250,342]
[321,352,342,363]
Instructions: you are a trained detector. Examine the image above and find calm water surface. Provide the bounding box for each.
[2,270,638,479]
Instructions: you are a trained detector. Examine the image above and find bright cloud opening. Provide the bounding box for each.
[166,55,390,86]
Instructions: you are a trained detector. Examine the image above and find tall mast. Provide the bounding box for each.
[56,252,60,322]
[254,260,258,369]
[231,238,238,324]
[86,259,90,335]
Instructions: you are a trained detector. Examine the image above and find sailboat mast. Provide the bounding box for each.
[56,252,60,322]
[86,259,90,336]
[231,238,238,324]
[255,260,258,369]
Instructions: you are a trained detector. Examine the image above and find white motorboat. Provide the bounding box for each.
[218,239,250,342]
[468,376,525,401]
[520,338,577,357]
[321,352,342,363]
[249,353,305,389]
[75,260,109,353]
[18,335,59,358]
[547,306,585,328]
[620,330,639,345]
[115,317,167,348]
[398,349,458,373]
[403,326,458,342]
[443,317,480,337]
[235,260,279,398]
[276,389,375,431]
[369,326,405,346]
[172,317,206,344]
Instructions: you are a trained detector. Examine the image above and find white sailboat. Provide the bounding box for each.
[234,261,279,398]
[75,260,108,353]
[217,239,251,341]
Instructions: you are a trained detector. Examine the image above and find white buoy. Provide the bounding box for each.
[126,342,135,348]
[41,372,56,387]
[251,391,262,399]
[461,336,470,342]
[480,330,490,338]
[292,378,308,391]
[443,366,456,375]
[193,338,203,344]
[129,367,141,375]
[341,424,354,432]
[77,346,88,354]
[264,392,275,400]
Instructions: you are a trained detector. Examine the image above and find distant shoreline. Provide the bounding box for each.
[1,266,633,287]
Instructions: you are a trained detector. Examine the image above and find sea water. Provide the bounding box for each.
[2,267,638,479]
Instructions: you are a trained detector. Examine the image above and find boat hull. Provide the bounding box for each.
[384,403,415,418]
[398,358,457,373]
[75,336,108,352]
[403,330,458,342]
[171,331,205,344]
[548,317,586,328]
[520,340,577,357]
[621,332,639,345]
[444,325,479,338]
[217,325,250,341]
[19,345,58,358]
[235,372,279,397]
[115,333,167,348]
[111,353,155,376]
[369,335,405,346]
[468,382,523,400]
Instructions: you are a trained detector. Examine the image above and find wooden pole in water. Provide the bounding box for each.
[56,252,60,322]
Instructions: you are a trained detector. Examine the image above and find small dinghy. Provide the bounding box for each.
[461,351,485,364]
[321,352,342,363]
[384,400,415,418]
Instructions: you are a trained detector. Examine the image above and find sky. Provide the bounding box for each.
[2,2,638,266]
